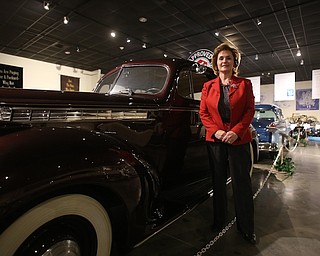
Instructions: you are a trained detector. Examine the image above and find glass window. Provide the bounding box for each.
[177,71,192,98]
[95,70,119,93]
[177,69,211,100]
[108,66,167,95]
[254,109,277,120]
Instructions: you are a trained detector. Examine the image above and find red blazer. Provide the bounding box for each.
[199,76,255,145]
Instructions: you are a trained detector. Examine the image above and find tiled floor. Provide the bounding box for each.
[126,142,320,256]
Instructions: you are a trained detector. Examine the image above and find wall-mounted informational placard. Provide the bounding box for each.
[274,72,295,101]
[60,75,79,91]
[0,63,23,88]
[312,69,320,99]
[247,76,260,102]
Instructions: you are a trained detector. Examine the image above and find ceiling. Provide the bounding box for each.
[1,0,320,84]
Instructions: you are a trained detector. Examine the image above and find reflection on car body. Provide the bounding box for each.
[250,124,260,163]
[0,59,219,255]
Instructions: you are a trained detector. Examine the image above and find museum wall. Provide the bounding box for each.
[259,81,319,120]
[2,52,318,121]
[0,53,101,92]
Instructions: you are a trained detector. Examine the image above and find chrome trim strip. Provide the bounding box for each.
[0,105,200,123]
[0,106,150,123]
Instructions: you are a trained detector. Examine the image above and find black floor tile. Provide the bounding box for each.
[125,142,320,256]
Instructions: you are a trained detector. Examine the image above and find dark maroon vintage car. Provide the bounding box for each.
[0,58,219,255]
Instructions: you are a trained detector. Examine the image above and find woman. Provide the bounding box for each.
[199,43,256,244]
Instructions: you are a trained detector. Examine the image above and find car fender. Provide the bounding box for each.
[0,126,149,234]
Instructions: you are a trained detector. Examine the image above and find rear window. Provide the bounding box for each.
[254,109,276,120]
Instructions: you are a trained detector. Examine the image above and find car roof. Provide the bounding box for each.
[255,104,280,110]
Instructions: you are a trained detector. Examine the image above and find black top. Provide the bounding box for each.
[218,84,230,123]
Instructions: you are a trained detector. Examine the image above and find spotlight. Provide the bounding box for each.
[255,54,259,60]
[300,59,304,65]
[256,18,262,26]
[63,16,69,25]
[163,53,168,58]
[139,17,148,23]
[76,46,80,52]
[142,43,147,48]
[110,32,116,37]
[214,30,219,36]
[119,46,124,50]
[296,49,301,57]
[43,1,50,10]
[126,38,131,43]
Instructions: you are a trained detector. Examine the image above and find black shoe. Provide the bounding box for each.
[241,233,257,245]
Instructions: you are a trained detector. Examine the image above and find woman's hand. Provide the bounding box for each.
[214,130,227,140]
[222,131,238,144]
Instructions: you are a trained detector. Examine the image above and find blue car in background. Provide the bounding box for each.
[252,104,290,159]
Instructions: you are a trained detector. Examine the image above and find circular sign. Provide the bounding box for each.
[187,49,213,68]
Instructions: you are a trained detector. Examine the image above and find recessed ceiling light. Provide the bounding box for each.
[139,17,148,23]
[120,46,124,50]
[43,1,50,10]
[65,51,71,55]
[63,16,69,25]
[256,18,262,26]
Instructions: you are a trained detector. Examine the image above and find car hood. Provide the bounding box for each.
[0,87,165,108]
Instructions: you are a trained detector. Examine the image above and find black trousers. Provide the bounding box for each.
[207,142,254,235]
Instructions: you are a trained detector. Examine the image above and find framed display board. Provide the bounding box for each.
[296,88,319,110]
[0,63,23,88]
[60,75,79,91]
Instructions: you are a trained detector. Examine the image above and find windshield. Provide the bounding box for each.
[96,65,168,95]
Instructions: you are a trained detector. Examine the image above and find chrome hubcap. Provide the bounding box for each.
[42,240,80,256]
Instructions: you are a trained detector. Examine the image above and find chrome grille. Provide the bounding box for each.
[0,106,148,123]
[0,107,12,121]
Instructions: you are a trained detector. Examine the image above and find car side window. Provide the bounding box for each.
[177,69,210,100]
[177,71,192,98]
[275,108,284,120]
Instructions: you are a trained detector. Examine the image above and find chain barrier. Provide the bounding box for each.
[194,129,300,256]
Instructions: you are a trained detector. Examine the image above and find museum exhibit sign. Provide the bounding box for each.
[0,63,23,88]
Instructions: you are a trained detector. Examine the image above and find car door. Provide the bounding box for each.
[159,64,214,206]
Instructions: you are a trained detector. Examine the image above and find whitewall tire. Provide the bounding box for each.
[0,194,112,256]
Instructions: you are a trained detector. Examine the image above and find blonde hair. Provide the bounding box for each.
[211,43,241,76]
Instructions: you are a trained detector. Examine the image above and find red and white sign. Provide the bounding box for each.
[187,49,213,68]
